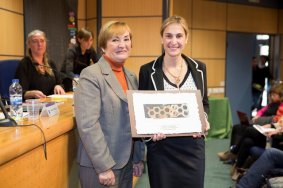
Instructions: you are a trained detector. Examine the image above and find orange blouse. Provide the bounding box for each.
[104,55,128,93]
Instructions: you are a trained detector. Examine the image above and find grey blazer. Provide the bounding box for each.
[74,56,144,174]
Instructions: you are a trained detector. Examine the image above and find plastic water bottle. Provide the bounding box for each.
[9,79,23,118]
[72,74,79,92]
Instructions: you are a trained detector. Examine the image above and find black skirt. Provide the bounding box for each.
[147,137,205,188]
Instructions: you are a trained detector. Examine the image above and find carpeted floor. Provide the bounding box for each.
[135,138,235,188]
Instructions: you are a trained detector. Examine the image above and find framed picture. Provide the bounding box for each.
[127,90,206,137]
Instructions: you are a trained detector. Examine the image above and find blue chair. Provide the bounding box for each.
[0,59,20,101]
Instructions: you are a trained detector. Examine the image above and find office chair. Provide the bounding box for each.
[0,59,20,103]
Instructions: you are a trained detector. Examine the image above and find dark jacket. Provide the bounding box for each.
[15,57,61,98]
[61,43,99,79]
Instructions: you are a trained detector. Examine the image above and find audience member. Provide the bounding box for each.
[230,109,283,181]
[232,114,283,180]
[218,83,283,163]
[252,55,273,111]
[237,145,283,187]
[15,30,65,100]
[74,21,144,188]
[230,126,267,180]
[139,15,210,188]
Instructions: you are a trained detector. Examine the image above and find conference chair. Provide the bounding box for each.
[0,59,20,104]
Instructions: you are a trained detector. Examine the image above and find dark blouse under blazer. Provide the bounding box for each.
[139,54,209,118]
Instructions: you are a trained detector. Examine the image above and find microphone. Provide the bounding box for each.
[0,96,17,126]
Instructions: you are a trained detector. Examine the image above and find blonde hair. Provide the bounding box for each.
[98,21,132,52]
[26,30,53,76]
[160,15,189,37]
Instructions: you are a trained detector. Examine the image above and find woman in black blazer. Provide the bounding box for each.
[139,15,210,188]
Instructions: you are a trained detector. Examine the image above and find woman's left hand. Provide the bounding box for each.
[205,118,210,132]
[133,161,144,177]
[192,118,210,138]
[54,85,65,94]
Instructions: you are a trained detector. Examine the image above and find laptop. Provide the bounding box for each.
[237,111,251,125]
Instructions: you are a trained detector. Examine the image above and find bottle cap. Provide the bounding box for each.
[12,79,19,83]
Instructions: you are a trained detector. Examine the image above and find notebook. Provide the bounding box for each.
[253,124,275,136]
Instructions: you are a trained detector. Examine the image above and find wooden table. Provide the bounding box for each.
[0,98,79,188]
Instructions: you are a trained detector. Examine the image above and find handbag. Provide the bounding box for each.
[266,177,283,188]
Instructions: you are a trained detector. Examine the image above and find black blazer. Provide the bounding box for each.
[139,54,209,118]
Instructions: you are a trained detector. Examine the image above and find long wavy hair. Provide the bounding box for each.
[26,30,53,76]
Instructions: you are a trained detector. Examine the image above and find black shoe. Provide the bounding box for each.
[223,158,236,165]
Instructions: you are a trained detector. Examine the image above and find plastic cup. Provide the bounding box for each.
[26,99,41,120]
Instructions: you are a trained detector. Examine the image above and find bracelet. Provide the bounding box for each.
[142,137,152,142]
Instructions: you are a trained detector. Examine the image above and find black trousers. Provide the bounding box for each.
[230,124,249,147]
[234,126,266,168]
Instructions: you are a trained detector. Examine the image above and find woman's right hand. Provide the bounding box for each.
[98,169,115,186]
[266,127,282,138]
[251,116,259,123]
[54,85,65,95]
[152,133,166,142]
[24,90,46,99]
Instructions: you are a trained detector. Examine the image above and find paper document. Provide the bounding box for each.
[48,94,73,99]
[253,124,275,136]
[0,112,4,119]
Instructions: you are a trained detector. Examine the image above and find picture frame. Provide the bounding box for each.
[127,90,206,137]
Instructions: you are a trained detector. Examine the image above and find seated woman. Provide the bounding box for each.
[231,113,283,181]
[15,30,65,100]
[237,117,283,188]
[218,83,283,162]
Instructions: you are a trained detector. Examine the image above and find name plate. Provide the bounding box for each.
[40,102,59,117]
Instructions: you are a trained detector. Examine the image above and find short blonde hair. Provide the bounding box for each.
[160,15,189,37]
[98,21,132,51]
